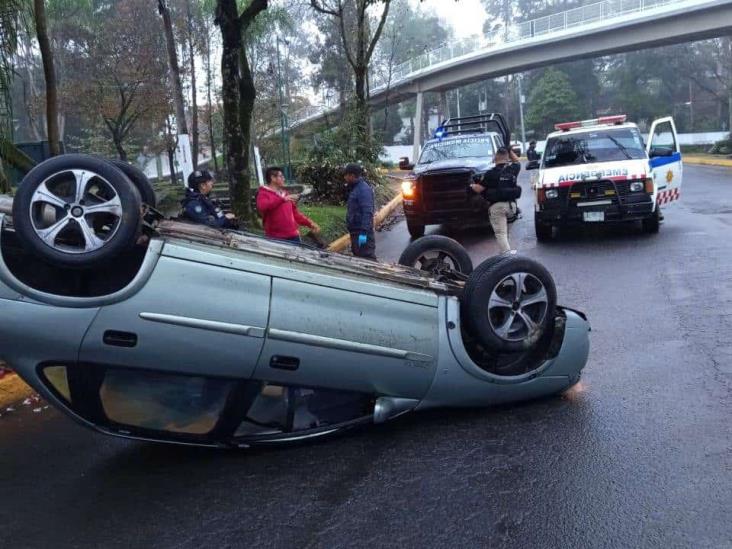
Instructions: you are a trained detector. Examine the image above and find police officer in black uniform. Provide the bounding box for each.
[181,170,239,229]
[470,147,522,253]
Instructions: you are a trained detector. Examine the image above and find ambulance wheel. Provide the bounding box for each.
[642,209,660,233]
[535,214,553,242]
[399,235,473,275]
[12,154,142,268]
[462,254,556,352]
[407,220,425,238]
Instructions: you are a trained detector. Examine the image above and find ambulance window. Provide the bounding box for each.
[650,121,677,151]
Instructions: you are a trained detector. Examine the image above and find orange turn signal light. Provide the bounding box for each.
[644,178,654,193]
[401,180,415,198]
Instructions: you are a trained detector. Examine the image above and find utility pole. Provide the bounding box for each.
[275,36,292,181]
[517,74,527,154]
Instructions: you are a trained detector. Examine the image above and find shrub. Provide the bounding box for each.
[709,137,732,156]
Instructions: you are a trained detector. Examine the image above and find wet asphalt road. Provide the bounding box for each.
[1,165,731,549]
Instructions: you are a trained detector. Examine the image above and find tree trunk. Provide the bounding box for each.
[217,0,247,220]
[215,0,267,223]
[158,0,189,135]
[186,0,199,165]
[205,32,218,173]
[33,0,60,156]
[113,134,127,161]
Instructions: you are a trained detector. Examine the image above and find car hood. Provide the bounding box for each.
[538,159,649,188]
[413,156,493,175]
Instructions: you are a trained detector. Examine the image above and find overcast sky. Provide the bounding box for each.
[412,0,488,38]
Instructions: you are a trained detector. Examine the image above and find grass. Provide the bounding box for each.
[297,204,348,243]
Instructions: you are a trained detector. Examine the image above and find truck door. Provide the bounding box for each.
[647,117,682,209]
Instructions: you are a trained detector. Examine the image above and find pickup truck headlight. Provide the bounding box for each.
[401,179,416,198]
[545,189,559,199]
[630,181,644,192]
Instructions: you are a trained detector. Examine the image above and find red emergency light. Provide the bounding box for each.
[554,115,627,131]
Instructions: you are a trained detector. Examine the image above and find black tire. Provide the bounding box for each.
[461,254,557,352]
[108,159,156,207]
[406,220,425,238]
[642,208,660,233]
[534,213,553,242]
[12,154,142,268]
[398,235,473,275]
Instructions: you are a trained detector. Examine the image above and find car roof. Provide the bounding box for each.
[546,122,639,140]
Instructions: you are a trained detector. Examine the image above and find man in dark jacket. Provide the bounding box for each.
[181,170,238,229]
[526,140,540,162]
[470,147,521,252]
[344,163,376,260]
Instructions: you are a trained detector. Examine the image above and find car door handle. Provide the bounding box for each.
[269,355,300,371]
[103,330,138,348]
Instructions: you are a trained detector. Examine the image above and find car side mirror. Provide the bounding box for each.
[526,160,540,170]
[399,156,414,170]
[649,146,673,158]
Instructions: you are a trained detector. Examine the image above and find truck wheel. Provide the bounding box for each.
[534,213,553,242]
[406,220,425,238]
[461,254,556,352]
[399,235,473,275]
[642,209,660,233]
[12,154,142,268]
[108,159,156,207]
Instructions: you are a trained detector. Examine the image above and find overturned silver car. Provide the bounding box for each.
[0,154,589,447]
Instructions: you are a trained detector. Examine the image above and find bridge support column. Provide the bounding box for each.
[412,91,423,163]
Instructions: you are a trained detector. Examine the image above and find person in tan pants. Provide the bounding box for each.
[470,147,522,253]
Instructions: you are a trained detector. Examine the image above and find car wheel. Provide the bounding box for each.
[642,208,660,233]
[462,254,557,352]
[406,220,425,238]
[398,235,473,275]
[108,159,156,207]
[12,154,142,268]
[534,214,553,242]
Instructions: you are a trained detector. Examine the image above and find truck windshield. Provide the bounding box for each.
[418,136,494,164]
[543,128,646,168]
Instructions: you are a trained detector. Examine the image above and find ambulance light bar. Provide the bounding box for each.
[555,115,627,131]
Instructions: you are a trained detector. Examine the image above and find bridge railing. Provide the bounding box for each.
[289,0,688,128]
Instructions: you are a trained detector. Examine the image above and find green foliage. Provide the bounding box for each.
[709,138,732,155]
[296,105,386,203]
[525,68,580,136]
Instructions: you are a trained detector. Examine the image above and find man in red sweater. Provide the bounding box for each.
[256,167,320,243]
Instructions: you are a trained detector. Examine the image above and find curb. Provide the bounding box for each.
[0,372,34,409]
[327,193,403,253]
[683,155,732,168]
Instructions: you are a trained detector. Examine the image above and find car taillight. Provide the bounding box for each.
[401,179,416,198]
[644,178,654,193]
[537,188,546,203]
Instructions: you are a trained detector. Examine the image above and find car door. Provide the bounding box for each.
[647,117,682,209]
[79,252,271,379]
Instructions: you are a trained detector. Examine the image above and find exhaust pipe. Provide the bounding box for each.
[0,196,12,216]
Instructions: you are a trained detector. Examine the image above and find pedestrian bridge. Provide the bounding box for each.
[286,0,732,157]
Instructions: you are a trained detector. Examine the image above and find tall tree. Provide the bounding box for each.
[158,0,189,137]
[215,0,267,222]
[525,68,579,135]
[33,0,60,155]
[310,0,391,156]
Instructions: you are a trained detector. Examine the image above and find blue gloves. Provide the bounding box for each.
[357,233,368,247]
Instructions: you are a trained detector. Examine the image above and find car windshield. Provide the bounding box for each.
[418,136,494,164]
[542,127,646,168]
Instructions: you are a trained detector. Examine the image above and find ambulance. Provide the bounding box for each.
[529,115,682,241]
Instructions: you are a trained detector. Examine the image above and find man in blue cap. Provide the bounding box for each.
[343,163,376,260]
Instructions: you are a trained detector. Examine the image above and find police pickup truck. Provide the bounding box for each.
[529,115,682,241]
[399,114,511,238]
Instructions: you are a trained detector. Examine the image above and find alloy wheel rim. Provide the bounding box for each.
[487,272,549,342]
[29,169,123,254]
